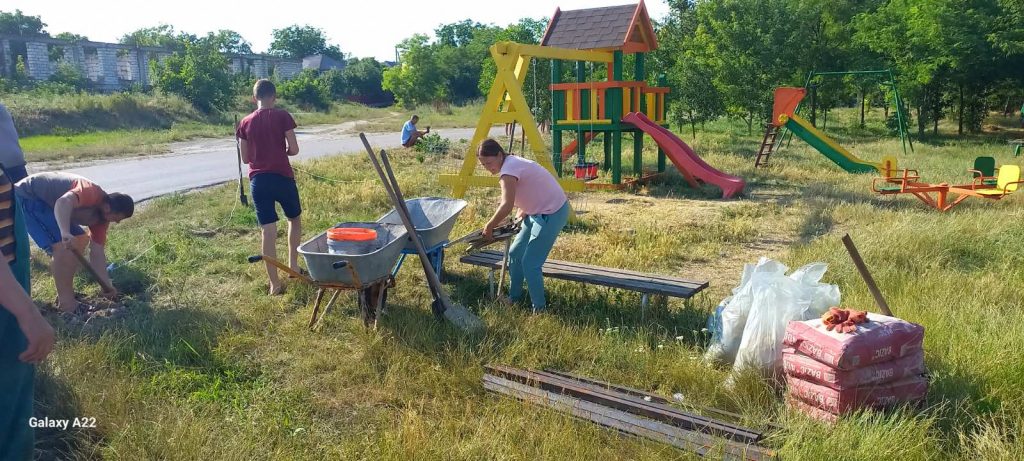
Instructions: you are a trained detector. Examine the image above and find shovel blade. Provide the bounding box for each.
[442,302,484,333]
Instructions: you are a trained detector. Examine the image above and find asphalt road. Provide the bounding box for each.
[42,125,498,202]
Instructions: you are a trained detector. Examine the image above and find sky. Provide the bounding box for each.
[5,0,670,61]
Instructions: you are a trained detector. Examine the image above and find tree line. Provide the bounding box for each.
[2,2,1022,137]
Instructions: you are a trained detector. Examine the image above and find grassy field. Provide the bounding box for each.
[25,109,1024,459]
[7,90,483,164]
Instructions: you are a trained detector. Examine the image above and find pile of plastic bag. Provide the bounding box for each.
[705,257,840,378]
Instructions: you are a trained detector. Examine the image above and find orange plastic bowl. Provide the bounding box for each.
[327,227,378,242]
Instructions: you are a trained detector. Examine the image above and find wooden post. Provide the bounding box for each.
[611,50,624,185]
[551,59,563,176]
[576,61,586,169]
[657,73,667,173]
[841,234,894,317]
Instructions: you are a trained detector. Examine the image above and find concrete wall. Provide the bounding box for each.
[0,35,304,91]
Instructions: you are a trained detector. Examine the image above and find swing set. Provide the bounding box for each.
[439,2,669,197]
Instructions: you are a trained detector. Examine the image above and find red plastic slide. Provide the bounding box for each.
[622,112,745,198]
[561,131,598,162]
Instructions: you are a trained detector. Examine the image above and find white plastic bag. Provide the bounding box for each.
[704,257,789,364]
[704,257,840,376]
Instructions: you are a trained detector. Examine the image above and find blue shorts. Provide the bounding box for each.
[18,194,85,255]
[250,173,302,226]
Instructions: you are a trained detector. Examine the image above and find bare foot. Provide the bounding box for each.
[269,283,285,296]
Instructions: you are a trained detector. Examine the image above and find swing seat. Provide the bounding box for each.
[967,156,998,186]
[574,162,599,181]
[974,165,1023,197]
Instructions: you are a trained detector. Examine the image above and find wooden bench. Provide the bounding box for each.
[459,250,709,308]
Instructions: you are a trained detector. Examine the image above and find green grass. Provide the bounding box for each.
[24,108,1024,459]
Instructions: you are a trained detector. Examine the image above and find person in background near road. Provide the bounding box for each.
[401,114,430,147]
[15,172,133,316]
[1019,101,1023,128]
[477,138,570,314]
[0,102,28,183]
[0,165,56,461]
[237,79,302,296]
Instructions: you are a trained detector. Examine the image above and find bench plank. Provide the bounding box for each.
[463,250,706,289]
[460,250,709,299]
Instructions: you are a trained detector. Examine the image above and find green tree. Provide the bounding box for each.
[0,9,48,37]
[343,58,391,103]
[382,34,446,107]
[687,0,818,133]
[151,39,232,112]
[278,68,330,110]
[269,25,343,60]
[477,18,551,122]
[54,32,88,43]
[854,0,1005,136]
[204,29,252,54]
[120,25,189,49]
[655,1,724,136]
[317,68,347,100]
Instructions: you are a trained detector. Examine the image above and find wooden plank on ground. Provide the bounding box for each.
[483,374,775,460]
[464,250,707,288]
[487,365,763,444]
[460,250,708,298]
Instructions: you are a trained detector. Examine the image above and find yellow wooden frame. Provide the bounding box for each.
[439,42,613,197]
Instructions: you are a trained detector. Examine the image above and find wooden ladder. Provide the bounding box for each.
[754,123,780,167]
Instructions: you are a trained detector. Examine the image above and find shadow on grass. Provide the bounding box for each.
[34,368,102,461]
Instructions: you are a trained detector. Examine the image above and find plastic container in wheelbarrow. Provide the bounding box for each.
[298,222,407,285]
[377,197,468,250]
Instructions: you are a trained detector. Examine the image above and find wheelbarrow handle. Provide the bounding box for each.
[332,260,349,270]
[248,254,311,283]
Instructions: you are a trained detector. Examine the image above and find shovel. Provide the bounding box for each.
[360,134,484,333]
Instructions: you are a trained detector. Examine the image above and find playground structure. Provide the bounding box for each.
[871,161,1023,212]
[761,87,897,175]
[440,2,744,199]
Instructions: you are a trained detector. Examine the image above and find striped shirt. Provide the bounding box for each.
[0,167,16,263]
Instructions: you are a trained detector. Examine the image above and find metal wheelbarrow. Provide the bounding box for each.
[249,222,408,328]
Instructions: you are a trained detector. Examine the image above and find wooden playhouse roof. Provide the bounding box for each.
[540,1,658,53]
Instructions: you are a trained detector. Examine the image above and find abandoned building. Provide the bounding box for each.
[0,35,304,92]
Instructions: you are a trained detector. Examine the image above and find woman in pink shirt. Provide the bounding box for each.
[479,139,569,313]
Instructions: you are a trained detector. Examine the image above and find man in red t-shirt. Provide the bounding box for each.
[236,79,302,295]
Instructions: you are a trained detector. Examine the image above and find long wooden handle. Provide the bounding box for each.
[497,237,511,298]
[841,234,894,317]
[70,247,116,294]
[359,135,445,303]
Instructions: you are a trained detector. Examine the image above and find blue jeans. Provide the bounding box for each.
[507,201,569,310]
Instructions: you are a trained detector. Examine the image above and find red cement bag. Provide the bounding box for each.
[786,396,838,423]
[786,374,928,414]
[783,314,924,370]
[783,348,926,390]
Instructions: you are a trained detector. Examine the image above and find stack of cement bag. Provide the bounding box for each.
[783,314,927,421]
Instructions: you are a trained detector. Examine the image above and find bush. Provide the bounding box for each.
[317,69,347,100]
[151,41,233,113]
[277,69,329,110]
[413,132,450,154]
[47,62,91,92]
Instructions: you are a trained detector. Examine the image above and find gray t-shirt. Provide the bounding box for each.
[0,103,25,169]
[14,172,87,207]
